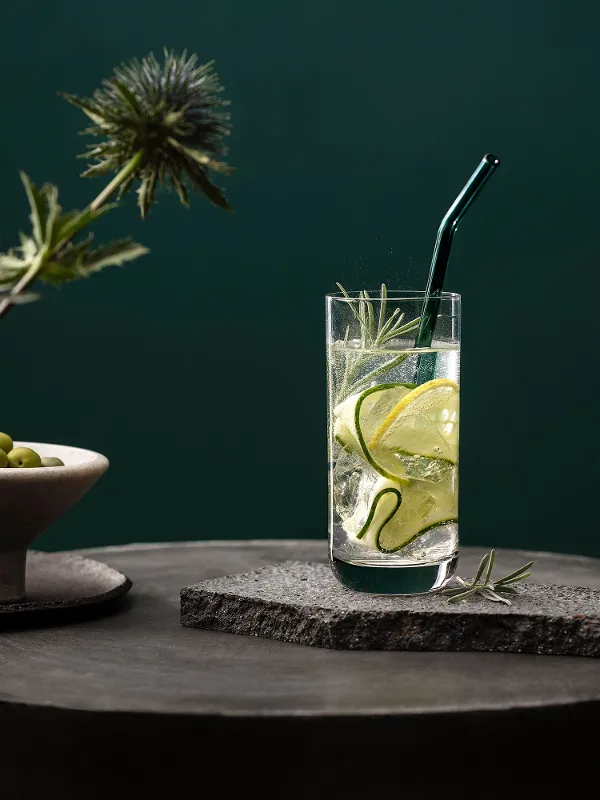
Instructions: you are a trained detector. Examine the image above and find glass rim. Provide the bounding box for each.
[326,290,460,302]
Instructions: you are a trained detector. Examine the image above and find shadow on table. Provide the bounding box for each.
[0,594,135,632]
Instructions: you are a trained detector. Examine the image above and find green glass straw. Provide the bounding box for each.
[415,153,500,383]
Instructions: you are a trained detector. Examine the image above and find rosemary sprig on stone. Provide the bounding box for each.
[442,550,534,605]
[334,283,421,401]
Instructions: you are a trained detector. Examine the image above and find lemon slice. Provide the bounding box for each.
[369,378,459,464]
[356,477,458,552]
[333,383,415,484]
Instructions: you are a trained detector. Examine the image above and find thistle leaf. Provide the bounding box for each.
[18,236,38,263]
[0,272,25,286]
[181,145,236,175]
[52,210,80,232]
[82,159,119,177]
[0,254,28,270]
[111,79,142,117]
[137,171,158,219]
[0,234,39,285]
[41,262,81,286]
[80,239,149,274]
[51,204,116,250]
[170,173,189,207]
[41,238,90,285]
[59,93,108,126]
[43,183,60,249]
[20,172,47,248]
[116,172,137,200]
[0,290,40,305]
[191,169,231,210]
[41,238,148,285]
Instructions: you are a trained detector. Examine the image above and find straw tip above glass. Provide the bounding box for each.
[484,153,500,167]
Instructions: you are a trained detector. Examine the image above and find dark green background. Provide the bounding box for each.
[1,2,597,555]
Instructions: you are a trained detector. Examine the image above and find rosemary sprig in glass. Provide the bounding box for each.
[442,550,534,605]
[335,283,421,402]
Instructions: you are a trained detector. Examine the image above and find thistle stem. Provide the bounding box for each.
[89,149,144,212]
[0,251,45,321]
[0,150,145,320]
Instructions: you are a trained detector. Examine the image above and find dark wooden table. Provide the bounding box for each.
[1,541,600,797]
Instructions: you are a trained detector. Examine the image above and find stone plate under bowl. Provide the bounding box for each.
[0,550,132,628]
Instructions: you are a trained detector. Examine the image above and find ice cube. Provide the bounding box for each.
[391,452,453,483]
[333,448,379,535]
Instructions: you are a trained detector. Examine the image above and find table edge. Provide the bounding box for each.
[58,540,600,566]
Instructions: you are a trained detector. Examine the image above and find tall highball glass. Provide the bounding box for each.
[327,290,460,594]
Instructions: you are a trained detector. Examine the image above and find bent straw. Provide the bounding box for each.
[415,153,500,383]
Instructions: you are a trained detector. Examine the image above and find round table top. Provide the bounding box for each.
[2,540,600,718]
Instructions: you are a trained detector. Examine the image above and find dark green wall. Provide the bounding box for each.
[1,1,598,556]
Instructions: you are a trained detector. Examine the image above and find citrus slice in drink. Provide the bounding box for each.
[356,477,458,552]
[369,378,459,465]
[333,383,415,484]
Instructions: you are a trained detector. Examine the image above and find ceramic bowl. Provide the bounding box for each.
[0,441,109,602]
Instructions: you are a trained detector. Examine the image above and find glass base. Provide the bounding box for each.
[331,553,458,595]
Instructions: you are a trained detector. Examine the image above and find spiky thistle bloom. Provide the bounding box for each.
[62,50,234,218]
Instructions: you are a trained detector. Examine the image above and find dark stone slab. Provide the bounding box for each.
[181,560,600,656]
[0,550,132,627]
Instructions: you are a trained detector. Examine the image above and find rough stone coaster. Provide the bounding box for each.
[180,560,600,656]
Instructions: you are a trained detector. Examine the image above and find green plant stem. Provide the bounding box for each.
[0,251,45,320]
[0,150,145,321]
[89,150,144,212]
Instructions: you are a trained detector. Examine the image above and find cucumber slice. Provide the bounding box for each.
[354,477,458,553]
[333,383,416,485]
[356,487,402,543]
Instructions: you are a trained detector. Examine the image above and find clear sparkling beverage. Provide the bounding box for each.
[327,291,460,594]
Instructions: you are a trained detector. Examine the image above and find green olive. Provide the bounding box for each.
[0,450,8,468]
[0,432,13,454]
[41,456,65,467]
[7,447,42,468]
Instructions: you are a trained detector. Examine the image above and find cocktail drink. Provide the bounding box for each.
[327,289,460,594]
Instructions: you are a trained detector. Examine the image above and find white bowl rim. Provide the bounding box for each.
[0,441,109,478]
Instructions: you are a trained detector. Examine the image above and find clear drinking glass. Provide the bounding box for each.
[327,290,460,594]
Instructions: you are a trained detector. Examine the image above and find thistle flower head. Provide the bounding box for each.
[62,49,234,218]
